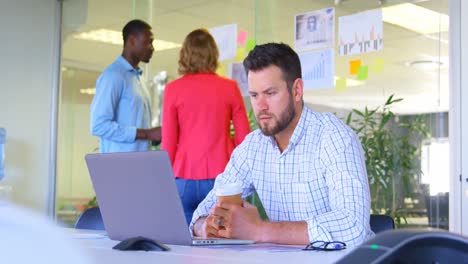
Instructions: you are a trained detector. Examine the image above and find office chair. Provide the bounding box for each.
[74,207,105,230]
[370,214,395,233]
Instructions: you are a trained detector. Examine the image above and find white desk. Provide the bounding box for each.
[71,230,350,264]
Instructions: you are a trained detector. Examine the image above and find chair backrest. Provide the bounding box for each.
[74,207,105,230]
[370,214,395,233]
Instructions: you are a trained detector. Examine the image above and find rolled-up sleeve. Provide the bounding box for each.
[306,127,372,247]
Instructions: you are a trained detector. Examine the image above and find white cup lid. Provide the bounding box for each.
[215,182,243,196]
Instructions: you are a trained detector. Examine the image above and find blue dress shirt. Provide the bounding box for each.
[190,106,374,246]
[90,56,152,153]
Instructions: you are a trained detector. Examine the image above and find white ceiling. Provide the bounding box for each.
[60,0,449,115]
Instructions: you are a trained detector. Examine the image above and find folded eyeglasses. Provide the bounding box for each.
[302,241,346,251]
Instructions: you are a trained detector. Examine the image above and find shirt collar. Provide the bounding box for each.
[117,55,143,75]
[262,105,310,152]
[288,105,310,147]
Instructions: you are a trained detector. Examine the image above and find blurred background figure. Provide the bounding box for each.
[162,28,250,224]
[90,19,161,153]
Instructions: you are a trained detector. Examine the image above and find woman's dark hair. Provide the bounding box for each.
[243,43,301,91]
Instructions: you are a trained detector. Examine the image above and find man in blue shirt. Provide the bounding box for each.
[90,19,161,153]
[191,43,374,246]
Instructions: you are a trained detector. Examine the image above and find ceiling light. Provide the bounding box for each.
[73,29,181,51]
[334,76,363,87]
[80,87,96,95]
[382,3,449,34]
[408,60,442,71]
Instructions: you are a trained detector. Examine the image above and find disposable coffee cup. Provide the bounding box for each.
[215,182,243,206]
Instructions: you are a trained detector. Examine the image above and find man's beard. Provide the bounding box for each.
[256,96,295,137]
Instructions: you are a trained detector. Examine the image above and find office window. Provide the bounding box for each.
[57,0,450,229]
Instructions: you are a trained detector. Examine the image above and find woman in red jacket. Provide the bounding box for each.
[162,28,250,224]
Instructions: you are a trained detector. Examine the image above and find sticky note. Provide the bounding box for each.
[349,60,362,75]
[371,58,384,73]
[245,39,256,52]
[237,29,248,46]
[235,48,246,62]
[216,64,226,77]
[335,77,347,92]
[357,65,369,80]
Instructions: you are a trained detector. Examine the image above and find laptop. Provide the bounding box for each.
[85,150,254,246]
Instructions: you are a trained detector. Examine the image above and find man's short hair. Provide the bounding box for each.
[122,19,152,44]
[178,28,219,75]
[243,43,301,91]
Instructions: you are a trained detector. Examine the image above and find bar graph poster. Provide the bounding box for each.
[299,49,334,90]
[228,62,249,96]
[209,24,237,61]
[338,9,383,56]
[295,7,335,51]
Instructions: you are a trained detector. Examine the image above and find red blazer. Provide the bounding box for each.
[162,73,250,180]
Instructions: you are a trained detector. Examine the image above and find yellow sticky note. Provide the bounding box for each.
[235,48,246,62]
[349,60,362,75]
[371,58,384,73]
[335,77,347,92]
[357,65,369,80]
[245,39,256,52]
[216,64,226,77]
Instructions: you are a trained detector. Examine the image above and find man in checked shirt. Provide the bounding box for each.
[190,43,374,246]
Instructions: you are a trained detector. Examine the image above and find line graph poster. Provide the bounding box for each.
[299,49,334,90]
[295,7,335,51]
[338,9,383,56]
[209,24,237,61]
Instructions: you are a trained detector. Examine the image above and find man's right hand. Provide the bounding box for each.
[136,127,161,141]
[193,215,224,238]
[145,127,161,141]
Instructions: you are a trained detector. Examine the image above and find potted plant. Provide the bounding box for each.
[345,95,430,225]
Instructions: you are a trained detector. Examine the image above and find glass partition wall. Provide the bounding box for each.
[57,0,450,229]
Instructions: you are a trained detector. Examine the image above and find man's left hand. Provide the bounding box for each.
[211,201,264,241]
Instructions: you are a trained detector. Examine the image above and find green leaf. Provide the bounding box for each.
[353,109,364,117]
[346,112,352,125]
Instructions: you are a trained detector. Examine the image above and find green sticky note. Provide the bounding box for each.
[371,58,384,73]
[335,77,347,92]
[245,39,256,52]
[357,65,369,80]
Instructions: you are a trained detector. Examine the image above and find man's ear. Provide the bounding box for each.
[292,78,304,103]
[126,35,136,47]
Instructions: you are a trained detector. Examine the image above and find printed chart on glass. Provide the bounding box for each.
[299,49,334,90]
[338,9,383,56]
[295,7,335,52]
[209,24,237,61]
[228,62,249,96]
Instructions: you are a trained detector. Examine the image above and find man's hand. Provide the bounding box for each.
[192,215,224,238]
[136,127,161,141]
[146,127,161,141]
[211,201,264,241]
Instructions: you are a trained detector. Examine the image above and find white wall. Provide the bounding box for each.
[0,0,60,215]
